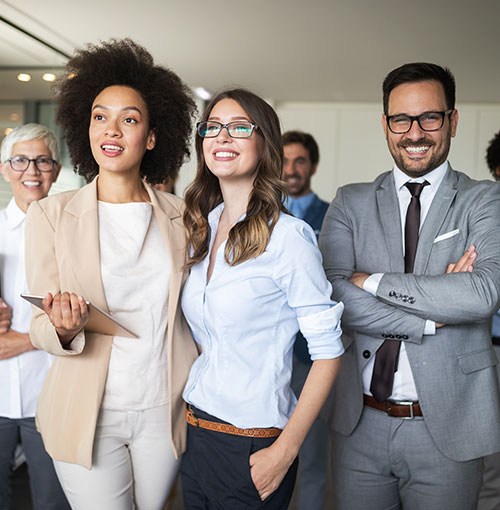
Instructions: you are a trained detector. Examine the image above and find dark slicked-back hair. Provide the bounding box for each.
[282,130,319,166]
[486,130,500,180]
[55,38,197,184]
[383,62,456,115]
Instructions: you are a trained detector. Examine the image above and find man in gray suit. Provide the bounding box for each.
[320,62,500,509]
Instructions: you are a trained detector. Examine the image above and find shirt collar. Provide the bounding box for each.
[5,197,26,230]
[393,160,449,194]
[284,192,316,217]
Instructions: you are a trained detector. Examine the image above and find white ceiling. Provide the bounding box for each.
[1,0,500,104]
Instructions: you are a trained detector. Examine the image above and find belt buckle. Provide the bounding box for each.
[187,407,199,427]
[387,399,415,419]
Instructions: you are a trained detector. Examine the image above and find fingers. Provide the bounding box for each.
[47,292,88,339]
[0,299,12,334]
[445,245,476,274]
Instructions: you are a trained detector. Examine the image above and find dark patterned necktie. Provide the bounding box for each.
[369,180,429,403]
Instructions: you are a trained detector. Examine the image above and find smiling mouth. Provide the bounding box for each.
[404,146,430,154]
[101,144,124,152]
[214,151,238,158]
[23,181,41,188]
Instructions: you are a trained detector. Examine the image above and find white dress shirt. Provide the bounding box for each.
[0,198,53,418]
[362,162,448,401]
[182,204,344,429]
[98,201,171,410]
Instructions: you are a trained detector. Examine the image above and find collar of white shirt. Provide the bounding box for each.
[393,160,449,195]
[6,197,26,230]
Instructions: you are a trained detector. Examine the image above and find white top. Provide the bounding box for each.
[362,161,448,401]
[182,204,344,429]
[0,198,53,418]
[98,201,171,410]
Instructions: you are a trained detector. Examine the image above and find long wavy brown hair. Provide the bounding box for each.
[184,89,287,267]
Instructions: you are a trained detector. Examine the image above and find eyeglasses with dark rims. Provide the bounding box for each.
[7,156,57,172]
[386,110,453,134]
[197,120,257,139]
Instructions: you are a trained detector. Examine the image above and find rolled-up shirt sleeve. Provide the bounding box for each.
[272,220,344,360]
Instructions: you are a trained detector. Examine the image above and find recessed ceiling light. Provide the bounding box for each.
[42,73,56,82]
[194,87,212,101]
[9,113,20,121]
[17,73,31,82]
[4,128,13,136]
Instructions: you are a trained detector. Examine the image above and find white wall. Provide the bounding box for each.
[276,102,500,204]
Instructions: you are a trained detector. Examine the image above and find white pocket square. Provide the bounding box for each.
[433,229,460,244]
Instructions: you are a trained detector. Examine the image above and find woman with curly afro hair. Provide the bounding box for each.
[25,38,199,509]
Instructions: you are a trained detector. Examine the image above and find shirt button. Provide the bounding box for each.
[362,350,371,359]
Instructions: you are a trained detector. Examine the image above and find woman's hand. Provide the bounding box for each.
[43,292,88,345]
[249,440,296,501]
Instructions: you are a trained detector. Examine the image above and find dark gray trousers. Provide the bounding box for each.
[0,417,69,510]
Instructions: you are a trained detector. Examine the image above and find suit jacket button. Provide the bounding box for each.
[362,350,371,359]
[395,293,401,299]
[389,291,396,297]
[408,297,415,304]
[395,335,402,339]
[389,334,395,339]
[402,295,408,302]
[382,333,388,338]
[402,335,409,340]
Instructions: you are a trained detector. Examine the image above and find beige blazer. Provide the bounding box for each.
[25,178,198,469]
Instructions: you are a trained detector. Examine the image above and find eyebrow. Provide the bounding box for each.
[92,104,143,115]
[207,115,251,122]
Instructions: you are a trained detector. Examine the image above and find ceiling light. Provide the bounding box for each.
[4,128,13,136]
[194,87,212,101]
[42,73,56,82]
[17,73,31,82]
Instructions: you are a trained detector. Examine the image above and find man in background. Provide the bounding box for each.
[283,130,329,510]
[477,129,500,510]
[0,123,68,509]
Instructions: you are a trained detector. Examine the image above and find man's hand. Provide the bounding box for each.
[436,245,477,328]
[43,292,88,345]
[0,299,12,334]
[445,245,476,274]
[350,272,371,289]
[0,330,34,360]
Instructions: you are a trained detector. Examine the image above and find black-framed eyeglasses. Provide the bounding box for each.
[386,110,453,134]
[7,156,57,172]
[197,120,257,139]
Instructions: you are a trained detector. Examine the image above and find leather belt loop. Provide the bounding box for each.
[185,408,282,438]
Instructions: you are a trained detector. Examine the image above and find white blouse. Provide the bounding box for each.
[98,201,170,410]
[182,204,344,429]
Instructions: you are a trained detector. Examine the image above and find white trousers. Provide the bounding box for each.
[54,404,179,510]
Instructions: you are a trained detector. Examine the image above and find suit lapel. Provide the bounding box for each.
[414,166,458,274]
[62,178,109,311]
[145,185,186,329]
[376,173,405,273]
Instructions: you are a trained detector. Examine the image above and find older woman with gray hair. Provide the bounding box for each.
[0,123,68,509]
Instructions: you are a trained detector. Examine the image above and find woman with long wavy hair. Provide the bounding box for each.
[181,88,344,509]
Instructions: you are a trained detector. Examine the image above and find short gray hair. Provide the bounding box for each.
[1,123,60,164]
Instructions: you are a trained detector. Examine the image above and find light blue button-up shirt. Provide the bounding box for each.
[182,203,344,429]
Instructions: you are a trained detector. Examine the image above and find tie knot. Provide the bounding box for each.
[405,180,429,198]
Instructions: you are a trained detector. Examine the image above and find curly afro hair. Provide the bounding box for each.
[55,38,197,184]
[486,130,500,180]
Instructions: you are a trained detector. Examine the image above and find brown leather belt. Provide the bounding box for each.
[363,394,423,418]
[185,408,282,438]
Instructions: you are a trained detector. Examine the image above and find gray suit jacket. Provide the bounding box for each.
[319,165,500,461]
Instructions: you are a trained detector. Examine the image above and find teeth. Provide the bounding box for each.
[215,151,237,158]
[23,181,41,187]
[102,144,124,151]
[405,146,429,153]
